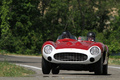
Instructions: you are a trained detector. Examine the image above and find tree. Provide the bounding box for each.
[0,0,120,54]
[0,0,12,51]
[0,0,41,54]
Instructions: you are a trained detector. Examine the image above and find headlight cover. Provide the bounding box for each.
[44,45,53,54]
[90,46,100,55]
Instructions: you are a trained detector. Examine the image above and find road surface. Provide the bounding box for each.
[0,54,120,80]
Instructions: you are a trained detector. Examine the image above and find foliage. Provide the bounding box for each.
[0,0,120,54]
[0,0,41,54]
[0,0,12,49]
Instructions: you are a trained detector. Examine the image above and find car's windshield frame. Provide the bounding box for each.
[78,36,99,42]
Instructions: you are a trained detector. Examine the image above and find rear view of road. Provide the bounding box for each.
[0,55,120,80]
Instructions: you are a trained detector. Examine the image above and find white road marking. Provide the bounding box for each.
[108,66,120,69]
[10,55,41,59]
[16,64,42,70]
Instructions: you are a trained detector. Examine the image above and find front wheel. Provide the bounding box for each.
[52,66,60,74]
[103,63,108,75]
[94,56,103,75]
[42,57,51,74]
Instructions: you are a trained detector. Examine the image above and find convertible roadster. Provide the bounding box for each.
[41,33,109,75]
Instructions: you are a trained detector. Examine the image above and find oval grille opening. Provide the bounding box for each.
[54,53,87,61]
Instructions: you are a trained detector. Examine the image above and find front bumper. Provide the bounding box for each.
[42,48,101,64]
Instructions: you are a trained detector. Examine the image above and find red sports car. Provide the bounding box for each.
[41,33,109,75]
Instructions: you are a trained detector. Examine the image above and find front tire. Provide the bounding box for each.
[94,56,103,75]
[52,66,60,74]
[42,57,51,74]
[103,63,108,75]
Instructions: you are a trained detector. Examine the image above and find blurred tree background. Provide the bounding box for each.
[0,0,120,55]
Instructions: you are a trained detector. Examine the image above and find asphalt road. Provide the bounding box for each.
[0,55,120,80]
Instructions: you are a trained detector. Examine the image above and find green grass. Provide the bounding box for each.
[0,61,35,77]
[109,55,120,59]
[0,50,41,56]
[109,56,120,65]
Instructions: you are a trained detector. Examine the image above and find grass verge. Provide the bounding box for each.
[0,61,35,77]
[109,56,120,65]
[0,50,42,56]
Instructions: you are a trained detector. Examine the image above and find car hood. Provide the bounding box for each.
[56,39,95,50]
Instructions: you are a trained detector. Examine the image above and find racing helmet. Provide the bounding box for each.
[87,32,95,41]
[62,31,70,39]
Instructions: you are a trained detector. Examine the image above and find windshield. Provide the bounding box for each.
[78,36,87,41]
[78,36,99,42]
[57,35,77,40]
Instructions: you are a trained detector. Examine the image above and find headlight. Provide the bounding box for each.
[44,45,53,54]
[90,46,100,55]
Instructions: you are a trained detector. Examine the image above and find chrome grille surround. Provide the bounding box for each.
[54,53,88,61]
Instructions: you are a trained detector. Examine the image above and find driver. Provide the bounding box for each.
[87,32,95,41]
[62,31,70,39]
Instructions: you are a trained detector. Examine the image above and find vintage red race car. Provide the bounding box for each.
[41,35,109,75]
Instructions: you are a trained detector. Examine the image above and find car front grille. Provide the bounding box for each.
[54,53,87,61]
